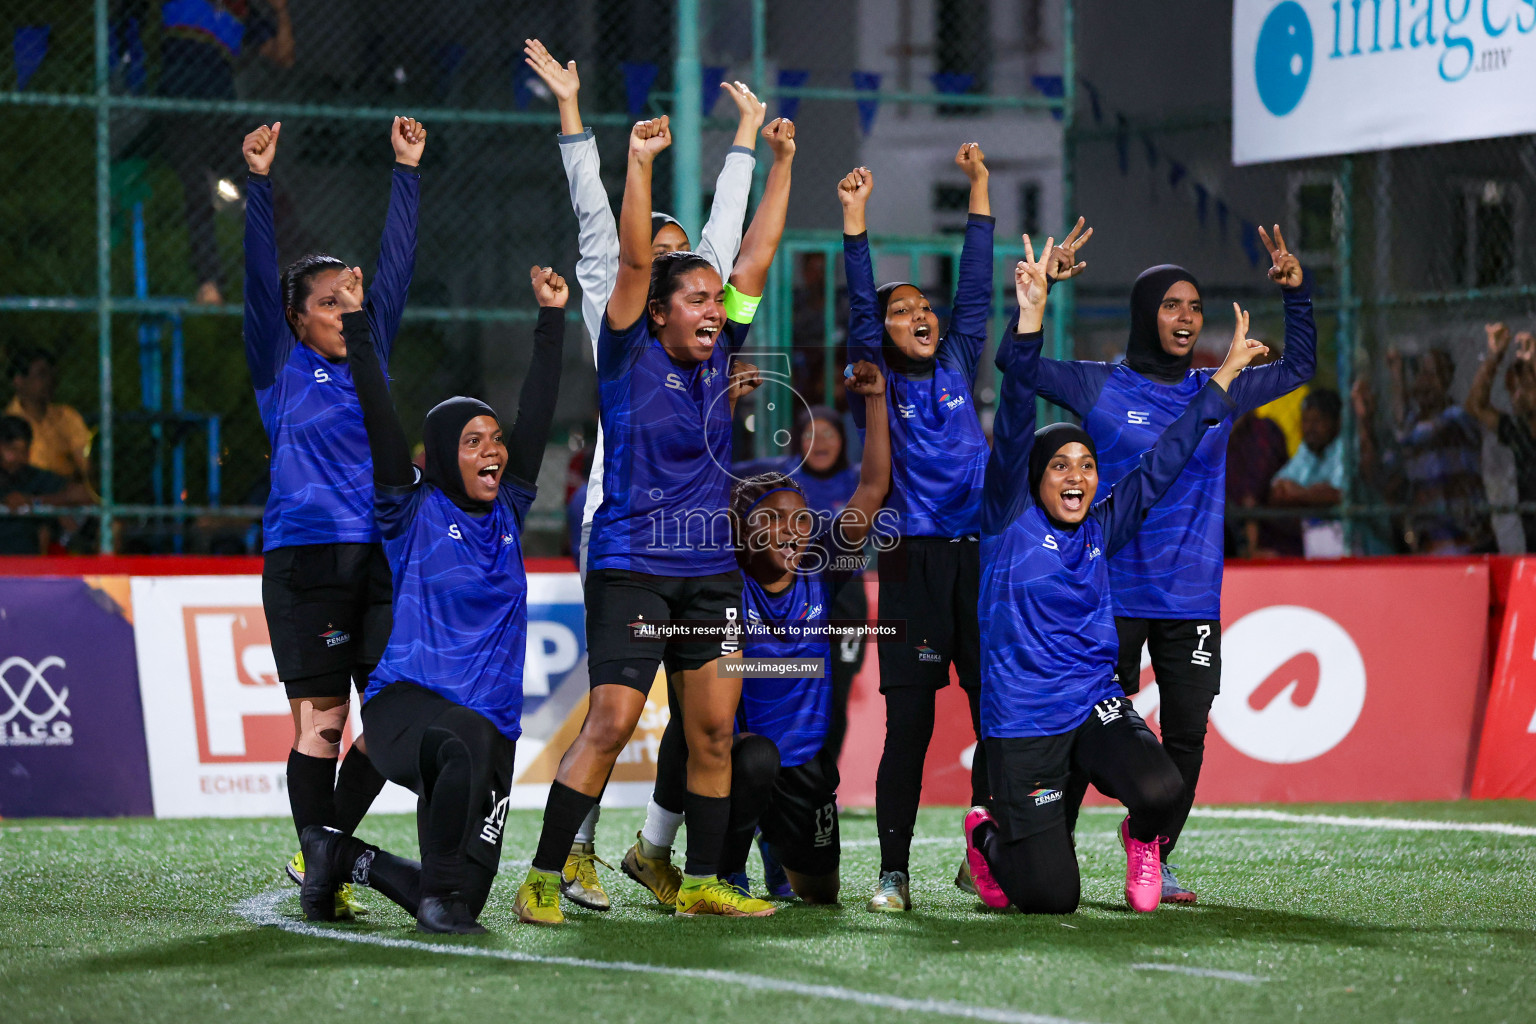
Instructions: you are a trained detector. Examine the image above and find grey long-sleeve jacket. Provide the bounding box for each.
[557,129,756,560]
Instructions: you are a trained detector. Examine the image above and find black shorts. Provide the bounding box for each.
[361,681,516,875]
[262,542,393,700]
[986,695,1162,843]
[758,746,841,877]
[584,568,743,687]
[830,575,869,675]
[1112,617,1223,697]
[875,535,980,692]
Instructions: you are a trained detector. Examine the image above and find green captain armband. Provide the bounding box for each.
[723,284,762,324]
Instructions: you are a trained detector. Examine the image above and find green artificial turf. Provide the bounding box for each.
[2,803,1534,1024]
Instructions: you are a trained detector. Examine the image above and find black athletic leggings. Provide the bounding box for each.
[1065,617,1220,857]
[363,682,514,914]
[875,685,989,874]
[982,698,1183,914]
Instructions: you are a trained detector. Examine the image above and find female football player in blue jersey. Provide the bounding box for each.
[1033,224,1312,902]
[241,117,424,914]
[523,40,798,910]
[621,396,874,902]
[297,265,568,934]
[838,149,995,911]
[965,236,1269,915]
[516,113,793,923]
[709,358,891,904]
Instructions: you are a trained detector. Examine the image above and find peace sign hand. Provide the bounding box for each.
[1014,233,1055,334]
[1047,215,1093,281]
[1257,223,1303,289]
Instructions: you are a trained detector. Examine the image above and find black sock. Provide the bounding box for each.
[333,747,386,835]
[532,781,597,873]
[720,736,780,876]
[353,845,423,917]
[682,791,731,877]
[286,750,337,841]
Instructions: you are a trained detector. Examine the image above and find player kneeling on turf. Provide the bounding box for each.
[704,358,891,902]
[965,237,1267,914]
[298,267,567,934]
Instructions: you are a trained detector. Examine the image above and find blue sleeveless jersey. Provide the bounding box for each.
[981,328,1235,738]
[1034,280,1316,618]
[366,476,536,743]
[587,314,749,576]
[243,168,419,550]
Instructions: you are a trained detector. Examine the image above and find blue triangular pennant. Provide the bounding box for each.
[777,68,809,120]
[14,25,49,91]
[851,70,881,135]
[623,61,660,118]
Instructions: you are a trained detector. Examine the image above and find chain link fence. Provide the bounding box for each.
[1,0,1071,556]
[1071,104,1536,557]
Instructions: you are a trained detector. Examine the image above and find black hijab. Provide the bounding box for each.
[1029,421,1097,531]
[423,396,499,515]
[875,282,937,380]
[792,404,849,477]
[1125,264,1202,384]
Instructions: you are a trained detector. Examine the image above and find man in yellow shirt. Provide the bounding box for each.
[7,350,92,485]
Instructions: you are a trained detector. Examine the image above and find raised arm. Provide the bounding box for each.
[1226,225,1317,412]
[696,81,765,279]
[241,122,292,389]
[505,268,570,487]
[982,236,1053,535]
[938,143,995,381]
[341,301,414,490]
[1467,322,1510,432]
[727,118,794,299]
[1098,303,1263,554]
[839,166,881,430]
[608,117,672,331]
[365,117,425,362]
[526,39,615,351]
[834,360,891,548]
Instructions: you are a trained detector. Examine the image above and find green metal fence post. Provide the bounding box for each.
[95,0,114,552]
[750,0,769,205]
[673,0,703,239]
[1046,0,1077,427]
[1337,155,1357,552]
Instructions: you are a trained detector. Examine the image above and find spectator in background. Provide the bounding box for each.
[1355,348,1494,554]
[122,0,295,303]
[0,417,92,555]
[1269,387,1345,557]
[6,349,92,486]
[1467,322,1536,551]
[1224,405,1294,557]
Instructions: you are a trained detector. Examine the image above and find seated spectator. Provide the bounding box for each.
[0,416,92,555]
[1467,322,1536,551]
[1225,406,1295,558]
[6,349,92,486]
[1270,388,1345,557]
[1356,347,1494,554]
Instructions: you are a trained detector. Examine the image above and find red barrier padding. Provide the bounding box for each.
[1472,557,1536,798]
[838,560,1492,806]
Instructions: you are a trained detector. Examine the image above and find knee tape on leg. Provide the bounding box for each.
[297,700,348,758]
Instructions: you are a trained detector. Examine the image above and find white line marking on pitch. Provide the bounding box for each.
[1130,963,1265,983]
[233,889,1099,1024]
[1183,808,1536,837]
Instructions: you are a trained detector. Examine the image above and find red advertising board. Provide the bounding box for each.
[1471,557,1536,799]
[837,561,1491,806]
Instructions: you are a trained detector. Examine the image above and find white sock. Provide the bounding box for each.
[640,798,684,850]
[573,804,601,845]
